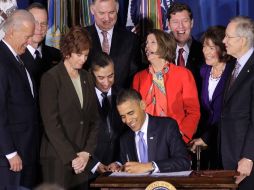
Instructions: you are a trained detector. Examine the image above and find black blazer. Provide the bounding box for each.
[185,38,204,96]
[85,25,141,88]
[20,44,61,88]
[120,115,190,172]
[0,40,40,167]
[93,87,126,165]
[221,52,254,169]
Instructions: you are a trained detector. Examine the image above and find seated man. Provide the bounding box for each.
[109,89,191,173]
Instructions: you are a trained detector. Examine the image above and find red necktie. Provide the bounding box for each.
[177,48,185,67]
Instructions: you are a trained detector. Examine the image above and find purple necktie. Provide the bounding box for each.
[138,131,148,163]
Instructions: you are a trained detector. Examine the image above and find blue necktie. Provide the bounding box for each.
[138,131,148,163]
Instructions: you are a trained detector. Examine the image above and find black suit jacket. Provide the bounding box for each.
[120,115,190,172]
[221,52,254,168]
[92,87,126,166]
[20,44,61,88]
[220,52,254,189]
[183,38,204,96]
[85,25,141,88]
[0,41,40,166]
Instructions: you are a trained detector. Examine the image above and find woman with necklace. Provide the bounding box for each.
[190,26,234,169]
[133,29,200,143]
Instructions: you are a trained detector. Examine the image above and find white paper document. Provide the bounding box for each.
[151,170,192,177]
[109,170,192,177]
[110,172,150,177]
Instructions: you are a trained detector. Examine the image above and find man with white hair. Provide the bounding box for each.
[221,16,254,190]
[0,10,40,189]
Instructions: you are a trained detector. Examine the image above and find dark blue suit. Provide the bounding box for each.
[120,115,190,172]
[0,41,40,188]
[220,52,254,190]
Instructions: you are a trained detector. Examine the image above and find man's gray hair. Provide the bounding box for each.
[3,9,35,33]
[231,16,254,48]
[91,0,119,11]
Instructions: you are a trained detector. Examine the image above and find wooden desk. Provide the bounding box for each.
[90,170,238,190]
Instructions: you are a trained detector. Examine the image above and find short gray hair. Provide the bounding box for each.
[230,16,254,48]
[3,9,35,33]
[91,0,119,11]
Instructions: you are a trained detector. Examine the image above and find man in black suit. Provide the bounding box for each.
[85,0,141,89]
[20,3,61,88]
[0,10,40,188]
[220,16,254,190]
[89,52,125,174]
[109,89,190,173]
[167,2,203,94]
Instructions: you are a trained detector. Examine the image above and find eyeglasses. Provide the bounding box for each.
[224,34,241,39]
[35,21,48,28]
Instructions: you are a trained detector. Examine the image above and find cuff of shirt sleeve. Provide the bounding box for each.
[6,151,17,159]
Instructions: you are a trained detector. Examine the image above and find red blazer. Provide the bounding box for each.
[133,63,200,143]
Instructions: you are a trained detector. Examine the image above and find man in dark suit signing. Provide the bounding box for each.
[220,16,254,190]
[89,52,125,174]
[0,10,40,188]
[108,89,190,173]
[21,3,61,88]
[85,0,141,89]
[167,2,204,95]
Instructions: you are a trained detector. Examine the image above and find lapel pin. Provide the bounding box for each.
[149,136,154,140]
[247,70,250,73]
[83,80,86,84]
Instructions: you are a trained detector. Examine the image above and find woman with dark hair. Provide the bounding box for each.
[39,26,99,189]
[190,26,234,169]
[133,29,200,143]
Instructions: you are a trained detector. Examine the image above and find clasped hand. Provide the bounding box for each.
[72,151,90,174]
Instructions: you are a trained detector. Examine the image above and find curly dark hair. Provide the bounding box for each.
[60,26,92,58]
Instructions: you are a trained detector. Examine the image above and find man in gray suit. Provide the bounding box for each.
[221,16,254,189]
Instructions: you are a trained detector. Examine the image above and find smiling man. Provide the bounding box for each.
[85,0,141,89]
[89,52,125,175]
[168,2,203,95]
[0,10,40,189]
[20,3,61,88]
[108,89,190,174]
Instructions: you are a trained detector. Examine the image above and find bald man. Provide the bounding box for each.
[0,10,40,188]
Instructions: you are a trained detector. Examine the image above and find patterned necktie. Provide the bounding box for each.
[101,92,111,117]
[177,48,185,67]
[229,61,241,88]
[101,31,110,54]
[138,131,148,163]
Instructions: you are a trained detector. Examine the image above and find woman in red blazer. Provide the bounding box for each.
[133,29,200,143]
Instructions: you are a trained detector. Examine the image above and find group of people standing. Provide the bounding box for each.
[0,0,254,190]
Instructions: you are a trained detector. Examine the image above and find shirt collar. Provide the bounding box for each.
[135,113,149,136]
[237,47,254,68]
[95,87,112,105]
[2,39,18,58]
[27,44,42,58]
[95,23,114,38]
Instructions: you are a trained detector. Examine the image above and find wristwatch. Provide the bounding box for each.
[150,162,156,173]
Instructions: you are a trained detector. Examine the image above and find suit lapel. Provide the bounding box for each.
[91,25,102,51]
[147,116,157,162]
[225,53,254,103]
[58,63,82,110]
[127,131,139,162]
[109,27,119,58]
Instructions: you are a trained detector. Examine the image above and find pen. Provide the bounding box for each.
[126,154,130,162]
